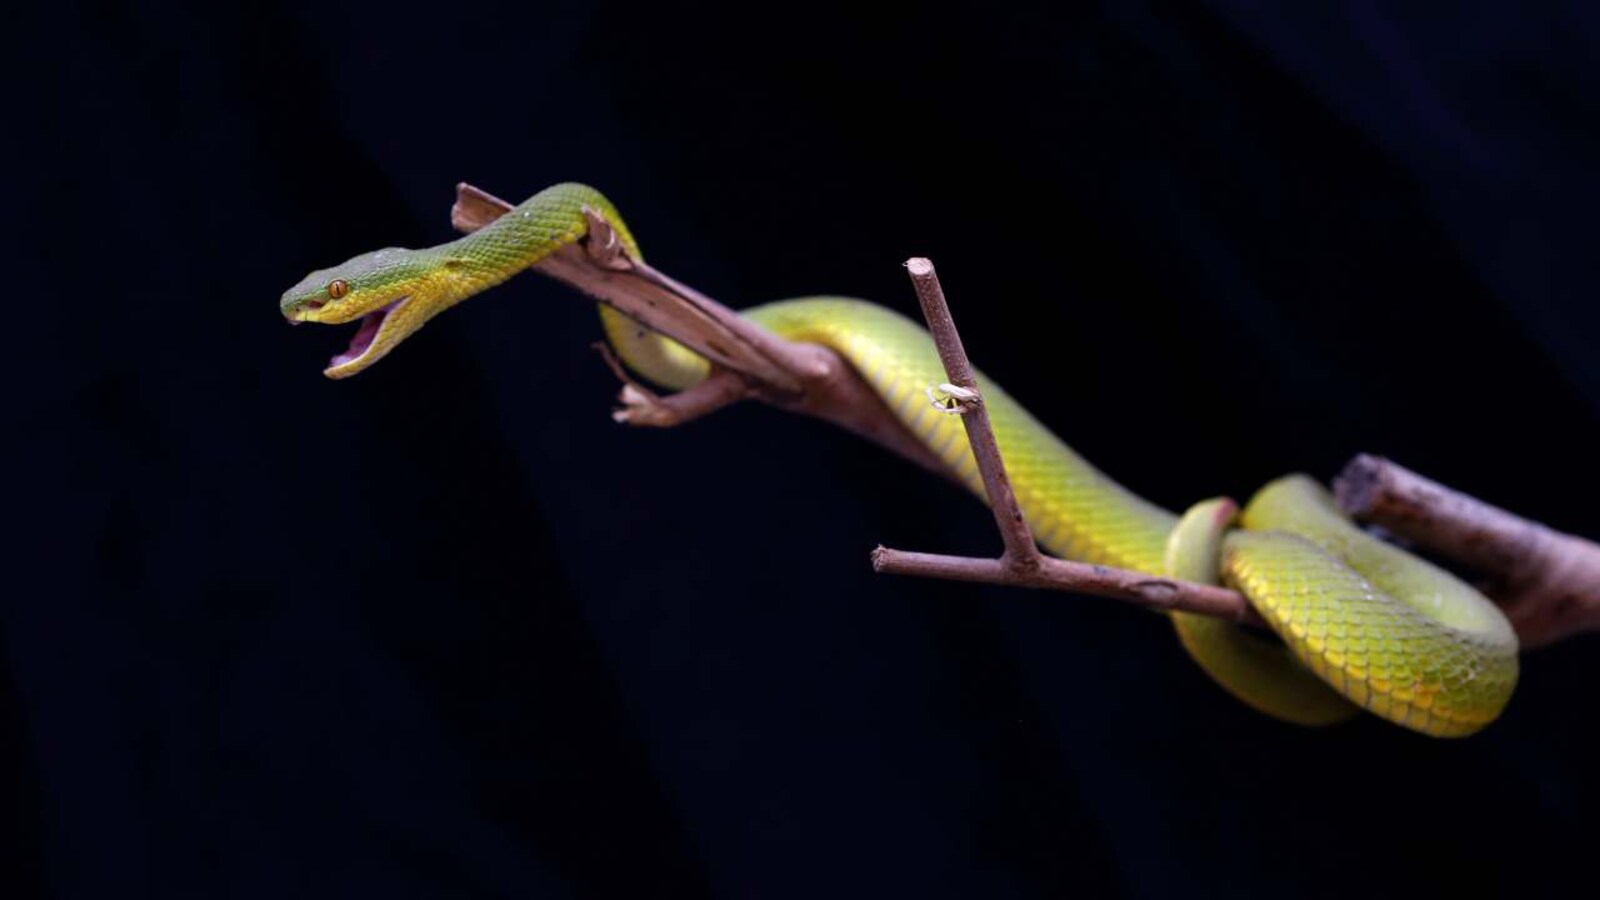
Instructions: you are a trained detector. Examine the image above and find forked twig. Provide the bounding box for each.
[593,343,751,427]
[871,258,1267,626]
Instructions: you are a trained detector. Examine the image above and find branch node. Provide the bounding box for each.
[579,205,631,270]
[927,383,981,415]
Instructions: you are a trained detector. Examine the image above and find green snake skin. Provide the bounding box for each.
[281,183,1520,737]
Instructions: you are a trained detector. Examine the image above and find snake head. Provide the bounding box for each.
[281,247,454,379]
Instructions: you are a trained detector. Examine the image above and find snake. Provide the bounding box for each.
[280,183,1519,737]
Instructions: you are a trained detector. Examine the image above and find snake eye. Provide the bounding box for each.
[327,279,349,300]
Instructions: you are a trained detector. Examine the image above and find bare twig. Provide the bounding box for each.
[874,258,1266,626]
[593,343,751,427]
[871,548,1263,624]
[906,258,1040,569]
[1336,454,1600,647]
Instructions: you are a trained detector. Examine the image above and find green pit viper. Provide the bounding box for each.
[281,182,1518,737]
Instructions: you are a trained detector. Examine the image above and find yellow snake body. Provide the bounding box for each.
[281,184,1519,737]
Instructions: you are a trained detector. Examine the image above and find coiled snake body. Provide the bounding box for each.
[281,183,1518,737]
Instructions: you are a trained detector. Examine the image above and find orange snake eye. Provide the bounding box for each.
[327,279,349,300]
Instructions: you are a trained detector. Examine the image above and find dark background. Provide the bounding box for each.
[11,1,1600,896]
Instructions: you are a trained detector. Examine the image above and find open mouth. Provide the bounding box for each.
[328,297,407,370]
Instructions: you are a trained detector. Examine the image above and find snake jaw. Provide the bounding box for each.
[321,296,413,379]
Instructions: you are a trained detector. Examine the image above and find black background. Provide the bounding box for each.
[11,1,1600,897]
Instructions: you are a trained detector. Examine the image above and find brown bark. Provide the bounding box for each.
[1336,455,1600,647]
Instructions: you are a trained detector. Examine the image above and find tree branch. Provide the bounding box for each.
[454,184,807,393]
[449,183,1593,645]
[451,183,949,477]
[1335,454,1600,647]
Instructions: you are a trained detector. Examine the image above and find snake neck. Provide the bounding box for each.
[440,184,712,390]
[448,183,634,287]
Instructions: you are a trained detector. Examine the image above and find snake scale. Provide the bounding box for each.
[281,183,1519,737]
